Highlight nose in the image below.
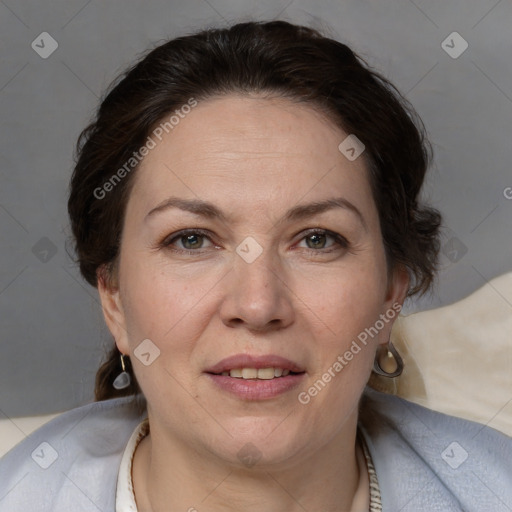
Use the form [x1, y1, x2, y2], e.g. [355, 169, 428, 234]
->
[219, 247, 295, 333]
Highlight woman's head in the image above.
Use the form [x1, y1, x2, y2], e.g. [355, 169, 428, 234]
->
[68, 21, 440, 466]
[70, 21, 439, 294]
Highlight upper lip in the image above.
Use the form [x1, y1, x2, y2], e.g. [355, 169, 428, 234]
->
[205, 354, 305, 374]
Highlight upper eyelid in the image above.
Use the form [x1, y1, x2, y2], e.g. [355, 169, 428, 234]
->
[164, 228, 213, 240]
[299, 228, 344, 238]
[284, 226, 347, 241]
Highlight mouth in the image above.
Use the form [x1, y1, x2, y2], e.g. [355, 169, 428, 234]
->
[213, 367, 300, 379]
[205, 354, 306, 400]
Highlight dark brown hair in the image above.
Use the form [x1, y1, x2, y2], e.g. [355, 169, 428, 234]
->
[68, 20, 441, 401]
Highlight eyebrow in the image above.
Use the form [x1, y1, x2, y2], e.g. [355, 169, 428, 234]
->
[145, 196, 367, 230]
[281, 197, 367, 231]
[146, 197, 229, 223]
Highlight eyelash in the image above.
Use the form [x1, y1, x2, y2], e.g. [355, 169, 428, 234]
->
[160, 228, 349, 256]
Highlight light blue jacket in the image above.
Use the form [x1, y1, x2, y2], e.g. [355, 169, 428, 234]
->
[0, 389, 511, 511]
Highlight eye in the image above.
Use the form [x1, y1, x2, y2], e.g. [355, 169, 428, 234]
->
[161, 229, 216, 253]
[296, 229, 348, 252]
[179, 233, 208, 250]
[303, 232, 330, 249]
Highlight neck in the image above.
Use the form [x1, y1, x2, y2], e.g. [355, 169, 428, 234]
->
[132, 414, 362, 512]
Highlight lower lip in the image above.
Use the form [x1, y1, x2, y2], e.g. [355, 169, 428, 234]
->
[206, 373, 305, 400]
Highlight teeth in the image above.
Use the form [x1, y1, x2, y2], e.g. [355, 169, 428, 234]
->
[223, 368, 294, 379]
[242, 368, 258, 379]
[257, 368, 275, 380]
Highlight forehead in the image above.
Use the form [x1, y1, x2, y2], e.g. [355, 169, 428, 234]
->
[145, 95, 344, 166]
[128, 94, 375, 223]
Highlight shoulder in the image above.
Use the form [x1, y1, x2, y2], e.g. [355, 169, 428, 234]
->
[360, 388, 512, 511]
[0, 396, 146, 512]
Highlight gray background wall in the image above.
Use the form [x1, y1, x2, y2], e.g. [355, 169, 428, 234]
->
[0, 0, 511, 418]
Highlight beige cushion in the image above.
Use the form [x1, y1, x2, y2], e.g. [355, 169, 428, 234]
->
[0, 414, 59, 457]
[370, 271, 512, 437]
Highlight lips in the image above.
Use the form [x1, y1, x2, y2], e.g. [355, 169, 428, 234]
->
[205, 354, 306, 399]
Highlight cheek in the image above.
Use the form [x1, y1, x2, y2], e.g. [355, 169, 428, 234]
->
[119, 256, 224, 346]
[294, 259, 388, 341]
[295, 272, 383, 421]
[290, 257, 389, 411]
[117, 262, 222, 400]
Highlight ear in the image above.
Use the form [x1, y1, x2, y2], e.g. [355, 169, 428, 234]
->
[97, 265, 131, 355]
[378, 264, 410, 345]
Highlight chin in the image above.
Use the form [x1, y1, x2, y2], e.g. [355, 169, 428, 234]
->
[209, 418, 309, 468]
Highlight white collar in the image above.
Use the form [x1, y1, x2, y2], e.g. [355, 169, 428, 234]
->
[116, 419, 149, 512]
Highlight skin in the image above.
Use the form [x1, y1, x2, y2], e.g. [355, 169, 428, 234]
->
[98, 94, 409, 512]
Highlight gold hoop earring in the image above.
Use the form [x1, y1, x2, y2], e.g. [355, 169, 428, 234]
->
[113, 354, 132, 390]
[373, 341, 403, 378]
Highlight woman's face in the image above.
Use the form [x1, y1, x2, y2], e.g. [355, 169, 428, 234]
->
[99, 94, 408, 466]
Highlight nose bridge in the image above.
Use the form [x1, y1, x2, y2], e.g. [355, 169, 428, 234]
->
[235, 243, 280, 304]
[220, 240, 294, 330]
